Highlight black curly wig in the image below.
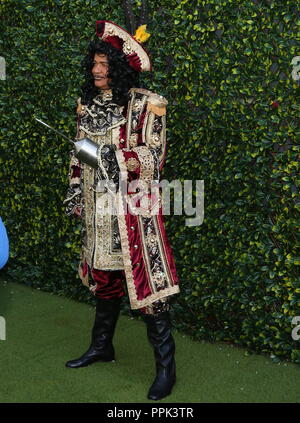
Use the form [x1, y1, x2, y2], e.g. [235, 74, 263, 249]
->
[81, 38, 140, 107]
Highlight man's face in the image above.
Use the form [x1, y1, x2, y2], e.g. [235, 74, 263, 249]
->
[92, 53, 111, 90]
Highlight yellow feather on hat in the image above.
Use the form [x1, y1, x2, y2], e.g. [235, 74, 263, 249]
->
[134, 24, 151, 43]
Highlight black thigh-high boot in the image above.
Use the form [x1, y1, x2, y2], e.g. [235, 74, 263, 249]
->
[142, 311, 176, 400]
[66, 297, 122, 368]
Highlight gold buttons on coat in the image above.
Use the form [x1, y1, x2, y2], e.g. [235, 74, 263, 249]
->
[126, 157, 140, 172]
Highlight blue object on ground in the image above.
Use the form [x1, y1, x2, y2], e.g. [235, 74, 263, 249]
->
[0, 217, 9, 269]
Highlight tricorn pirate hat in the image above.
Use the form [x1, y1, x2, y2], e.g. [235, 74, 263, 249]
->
[95, 0, 151, 72]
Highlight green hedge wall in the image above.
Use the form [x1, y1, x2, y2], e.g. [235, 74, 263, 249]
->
[0, 0, 299, 363]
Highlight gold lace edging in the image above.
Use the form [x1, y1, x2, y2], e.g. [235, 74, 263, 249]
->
[115, 149, 138, 308]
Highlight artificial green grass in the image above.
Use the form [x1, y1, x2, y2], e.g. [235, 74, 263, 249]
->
[0, 276, 300, 403]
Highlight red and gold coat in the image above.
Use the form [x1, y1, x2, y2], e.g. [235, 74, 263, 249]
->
[64, 87, 180, 309]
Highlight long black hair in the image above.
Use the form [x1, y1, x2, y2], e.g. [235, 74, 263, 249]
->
[81, 38, 140, 107]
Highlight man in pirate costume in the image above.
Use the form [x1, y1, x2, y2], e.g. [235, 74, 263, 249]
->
[63, 9, 180, 401]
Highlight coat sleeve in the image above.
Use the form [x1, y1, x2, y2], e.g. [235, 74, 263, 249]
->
[114, 92, 168, 195]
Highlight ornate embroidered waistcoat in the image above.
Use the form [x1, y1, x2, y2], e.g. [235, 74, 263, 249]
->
[64, 87, 180, 309]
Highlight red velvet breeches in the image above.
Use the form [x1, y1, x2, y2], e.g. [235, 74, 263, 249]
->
[89, 267, 170, 315]
[91, 268, 126, 300]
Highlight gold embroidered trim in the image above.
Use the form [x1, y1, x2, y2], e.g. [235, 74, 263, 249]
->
[94, 193, 124, 270]
[82, 163, 95, 267]
[126, 93, 135, 148]
[112, 125, 122, 148]
[94, 89, 113, 102]
[153, 215, 174, 286]
[126, 157, 140, 172]
[132, 98, 145, 113]
[127, 90, 147, 148]
[137, 215, 157, 294]
[130, 88, 168, 106]
[132, 286, 180, 310]
[133, 146, 154, 185]
[129, 133, 138, 148]
[138, 215, 171, 292]
[115, 149, 138, 307]
[79, 119, 126, 137]
[145, 111, 155, 148]
[145, 112, 167, 166]
[142, 108, 150, 145]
